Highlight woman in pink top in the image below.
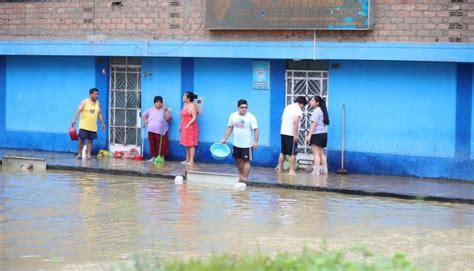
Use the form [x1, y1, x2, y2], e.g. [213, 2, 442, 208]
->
[179, 91, 199, 165]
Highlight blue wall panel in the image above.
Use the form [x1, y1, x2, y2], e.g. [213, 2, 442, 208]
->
[268, 60, 286, 160]
[193, 59, 271, 146]
[326, 60, 474, 180]
[6, 56, 96, 133]
[181, 58, 194, 95]
[328, 60, 456, 158]
[472, 66, 474, 160]
[455, 63, 472, 161]
[141, 57, 182, 157]
[0, 57, 5, 133]
[1, 56, 105, 152]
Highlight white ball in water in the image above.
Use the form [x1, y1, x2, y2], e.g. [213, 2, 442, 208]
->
[233, 182, 247, 191]
[174, 175, 184, 185]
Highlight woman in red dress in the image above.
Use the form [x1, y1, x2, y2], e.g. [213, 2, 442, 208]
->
[179, 91, 199, 165]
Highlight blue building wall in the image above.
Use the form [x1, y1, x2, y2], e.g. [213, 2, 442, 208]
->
[327, 60, 472, 180]
[0, 54, 472, 180]
[328, 60, 456, 157]
[0, 56, 108, 152]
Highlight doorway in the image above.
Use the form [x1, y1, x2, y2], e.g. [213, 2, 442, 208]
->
[285, 61, 328, 167]
[109, 57, 142, 153]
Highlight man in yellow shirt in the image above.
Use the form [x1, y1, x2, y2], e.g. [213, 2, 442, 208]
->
[71, 88, 106, 159]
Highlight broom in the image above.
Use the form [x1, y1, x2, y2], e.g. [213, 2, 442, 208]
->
[337, 104, 348, 175]
[154, 133, 165, 164]
[154, 108, 168, 164]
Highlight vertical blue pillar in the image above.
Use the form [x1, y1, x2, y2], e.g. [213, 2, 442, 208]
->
[269, 60, 286, 151]
[95, 57, 110, 151]
[181, 58, 194, 96]
[0, 56, 5, 136]
[455, 63, 472, 161]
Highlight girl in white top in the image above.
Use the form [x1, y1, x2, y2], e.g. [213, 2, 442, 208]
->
[305, 96, 330, 175]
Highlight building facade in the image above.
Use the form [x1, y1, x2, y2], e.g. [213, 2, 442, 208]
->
[0, 0, 473, 181]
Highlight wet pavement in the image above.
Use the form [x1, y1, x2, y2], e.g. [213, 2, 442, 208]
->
[1, 148, 473, 204]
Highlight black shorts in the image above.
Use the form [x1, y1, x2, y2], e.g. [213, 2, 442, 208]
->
[78, 129, 97, 140]
[281, 135, 297, 155]
[310, 133, 327, 148]
[233, 146, 253, 161]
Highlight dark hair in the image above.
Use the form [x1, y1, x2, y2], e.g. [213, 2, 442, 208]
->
[153, 96, 163, 103]
[237, 99, 247, 107]
[295, 96, 307, 106]
[185, 91, 198, 102]
[89, 88, 99, 95]
[314, 96, 330, 125]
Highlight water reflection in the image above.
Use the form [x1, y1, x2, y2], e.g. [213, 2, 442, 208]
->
[0, 169, 473, 270]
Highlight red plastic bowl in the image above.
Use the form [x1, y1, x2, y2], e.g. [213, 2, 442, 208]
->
[68, 127, 78, 141]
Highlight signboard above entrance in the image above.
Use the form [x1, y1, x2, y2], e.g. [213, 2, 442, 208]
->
[204, 0, 373, 30]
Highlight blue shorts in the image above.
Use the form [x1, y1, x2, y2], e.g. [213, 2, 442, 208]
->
[78, 129, 97, 140]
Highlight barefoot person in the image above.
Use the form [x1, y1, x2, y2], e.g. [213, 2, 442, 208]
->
[221, 99, 259, 182]
[179, 91, 199, 165]
[71, 88, 105, 160]
[276, 97, 307, 175]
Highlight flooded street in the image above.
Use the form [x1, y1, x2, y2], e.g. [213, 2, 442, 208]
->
[1, 169, 473, 270]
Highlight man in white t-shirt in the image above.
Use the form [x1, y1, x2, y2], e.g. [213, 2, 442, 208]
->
[221, 99, 259, 182]
[277, 96, 307, 175]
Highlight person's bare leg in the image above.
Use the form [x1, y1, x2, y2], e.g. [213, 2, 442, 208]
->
[289, 155, 296, 175]
[235, 159, 243, 179]
[86, 140, 92, 159]
[241, 161, 251, 181]
[277, 153, 285, 172]
[187, 147, 195, 165]
[77, 139, 85, 158]
[182, 147, 190, 163]
[311, 145, 321, 175]
[320, 148, 328, 175]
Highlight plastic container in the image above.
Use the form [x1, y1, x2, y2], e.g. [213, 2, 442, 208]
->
[68, 127, 78, 141]
[210, 143, 231, 160]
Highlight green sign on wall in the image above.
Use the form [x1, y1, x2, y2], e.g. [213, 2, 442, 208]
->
[205, 0, 373, 30]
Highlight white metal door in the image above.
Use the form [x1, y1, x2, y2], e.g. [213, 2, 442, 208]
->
[285, 70, 328, 168]
[109, 57, 142, 153]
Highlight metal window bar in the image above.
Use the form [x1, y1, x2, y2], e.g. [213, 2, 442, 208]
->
[109, 57, 142, 147]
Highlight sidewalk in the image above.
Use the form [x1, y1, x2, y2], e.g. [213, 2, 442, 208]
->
[1, 148, 473, 204]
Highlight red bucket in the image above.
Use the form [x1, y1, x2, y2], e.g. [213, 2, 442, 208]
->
[68, 127, 78, 141]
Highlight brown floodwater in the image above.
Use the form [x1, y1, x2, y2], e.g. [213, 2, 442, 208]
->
[0, 169, 473, 270]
